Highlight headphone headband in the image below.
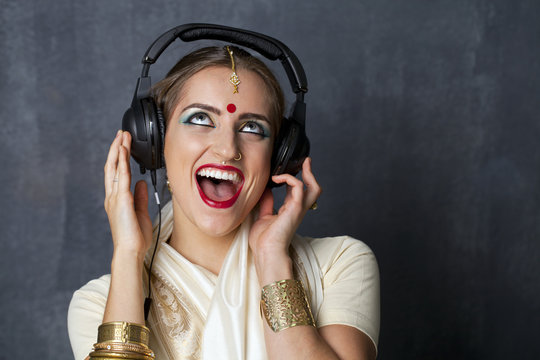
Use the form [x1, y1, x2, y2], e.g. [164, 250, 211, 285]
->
[124, 23, 310, 179]
[140, 23, 308, 96]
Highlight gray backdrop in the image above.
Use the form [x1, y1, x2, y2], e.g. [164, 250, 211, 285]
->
[1, 0, 539, 359]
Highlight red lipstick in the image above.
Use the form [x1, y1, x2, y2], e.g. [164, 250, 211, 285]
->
[195, 164, 244, 209]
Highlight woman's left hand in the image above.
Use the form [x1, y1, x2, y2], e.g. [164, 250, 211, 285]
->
[249, 157, 321, 284]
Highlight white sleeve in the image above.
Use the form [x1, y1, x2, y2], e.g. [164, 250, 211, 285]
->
[309, 236, 380, 350]
[67, 274, 111, 360]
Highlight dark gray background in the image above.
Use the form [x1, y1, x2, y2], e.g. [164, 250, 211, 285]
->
[1, 0, 539, 359]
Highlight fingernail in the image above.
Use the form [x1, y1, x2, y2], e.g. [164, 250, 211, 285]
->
[116, 130, 122, 138]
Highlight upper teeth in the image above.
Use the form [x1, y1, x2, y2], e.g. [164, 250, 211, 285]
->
[197, 168, 241, 183]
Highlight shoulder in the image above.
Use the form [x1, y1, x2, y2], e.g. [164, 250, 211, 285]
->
[71, 274, 111, 300]
[68, 275, 111, 360]
[68, 274, 111, 326]
[69, 274, 111, 315]
[298, 235, 377, 274]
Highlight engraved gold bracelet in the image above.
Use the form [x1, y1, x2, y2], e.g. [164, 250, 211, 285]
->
[260, 279, 315, 332]
[92, 342, 155, 358]
[97, 321, 150, 347]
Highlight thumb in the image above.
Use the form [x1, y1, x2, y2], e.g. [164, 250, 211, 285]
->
[134, 180, 152, 242]
[257, 188, 275, 218]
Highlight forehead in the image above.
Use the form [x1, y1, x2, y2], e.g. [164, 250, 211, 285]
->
[176, 66, 272, 116]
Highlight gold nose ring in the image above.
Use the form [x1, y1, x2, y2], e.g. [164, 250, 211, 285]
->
[234, 153, 242, 161]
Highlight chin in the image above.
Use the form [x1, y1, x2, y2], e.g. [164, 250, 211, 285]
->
[194, 210, 247, 238]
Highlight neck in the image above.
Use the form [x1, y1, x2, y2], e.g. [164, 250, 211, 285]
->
[168, 201, 239, 275]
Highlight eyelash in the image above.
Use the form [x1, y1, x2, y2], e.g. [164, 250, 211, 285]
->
[182, 112, 215, 127]
[239, 121, 269, 138]
[181, 111, 270, 138]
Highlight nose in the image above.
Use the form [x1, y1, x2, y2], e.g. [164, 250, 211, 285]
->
[213, 126, 240, 163]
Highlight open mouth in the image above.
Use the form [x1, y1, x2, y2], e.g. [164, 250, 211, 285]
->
[195, 164, 244, 209]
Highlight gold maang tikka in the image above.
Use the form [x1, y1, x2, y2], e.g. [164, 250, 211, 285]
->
[226, 46, 240, 93]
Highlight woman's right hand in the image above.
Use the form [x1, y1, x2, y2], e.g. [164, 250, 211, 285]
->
[104, 130, 153, 262]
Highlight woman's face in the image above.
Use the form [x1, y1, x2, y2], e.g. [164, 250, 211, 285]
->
[164, 66, 274, 237]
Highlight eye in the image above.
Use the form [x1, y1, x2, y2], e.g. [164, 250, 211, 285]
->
[183, 112, 214, 127]
[239, 121, 269, 137]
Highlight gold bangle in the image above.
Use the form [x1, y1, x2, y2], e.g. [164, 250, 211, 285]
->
[89, 352, 154, 360]
[92, 343, 154, 358]
[97, 321, 150, 347]
[260, 279, 315, 332]
[89, 348, 155, 360]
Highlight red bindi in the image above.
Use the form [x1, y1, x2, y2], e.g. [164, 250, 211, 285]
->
[227, 103, 237, 113]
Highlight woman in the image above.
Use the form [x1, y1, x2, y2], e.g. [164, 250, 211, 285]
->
[68, 31, 379, 360]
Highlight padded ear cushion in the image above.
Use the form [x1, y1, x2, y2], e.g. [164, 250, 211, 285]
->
[155, 107, 166, 168]
[270, 117, 310, 186]
[285, 123, 309, 175]
[122, 96, 164, 172]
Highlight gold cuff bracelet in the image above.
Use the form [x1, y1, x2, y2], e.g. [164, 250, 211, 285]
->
[260, 279, 315, 332]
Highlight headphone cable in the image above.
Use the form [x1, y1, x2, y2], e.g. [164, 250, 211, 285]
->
[144, 169, 161, 321]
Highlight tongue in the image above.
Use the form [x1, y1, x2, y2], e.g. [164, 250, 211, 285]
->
[199, 178, 237, 202]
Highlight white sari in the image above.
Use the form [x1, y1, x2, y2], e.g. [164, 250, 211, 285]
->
[144, 201, 323, 359]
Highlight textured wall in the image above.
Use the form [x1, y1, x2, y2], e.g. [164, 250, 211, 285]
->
[1, 0, 539, 358]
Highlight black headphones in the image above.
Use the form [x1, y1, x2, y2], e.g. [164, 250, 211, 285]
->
[122, 23, 310, 183]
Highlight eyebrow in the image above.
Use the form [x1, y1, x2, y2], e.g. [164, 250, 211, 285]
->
[182, 103, 221, 115]
[182, 103, 270, 124]
[239, 113, 271, 124]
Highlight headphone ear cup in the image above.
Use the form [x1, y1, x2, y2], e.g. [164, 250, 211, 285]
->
[270, 117, 290, 177]
[269, 117, 310, 187]
[286, 126, 309, 175]
[122, 96, 164, 173]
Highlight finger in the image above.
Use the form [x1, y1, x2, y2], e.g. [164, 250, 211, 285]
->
[122, 131, 132, 153]
[115, 144, 131, 195]
[121, 131, 132, 175]
[104, 130, 123, 198]
[301, 158, 322, 209]
[134, 180, 148, 214]
[271, 173, 302, 188]
[111, 132, 133, 196]
[271, 174, 304, 211]
[257, 188, 274, 218]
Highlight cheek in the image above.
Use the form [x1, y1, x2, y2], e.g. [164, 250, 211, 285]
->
[164, 129, 204, 162]
[164, 133, 196, 187]
[243, 142, 273, 187]
[243, 139, 272, 161]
